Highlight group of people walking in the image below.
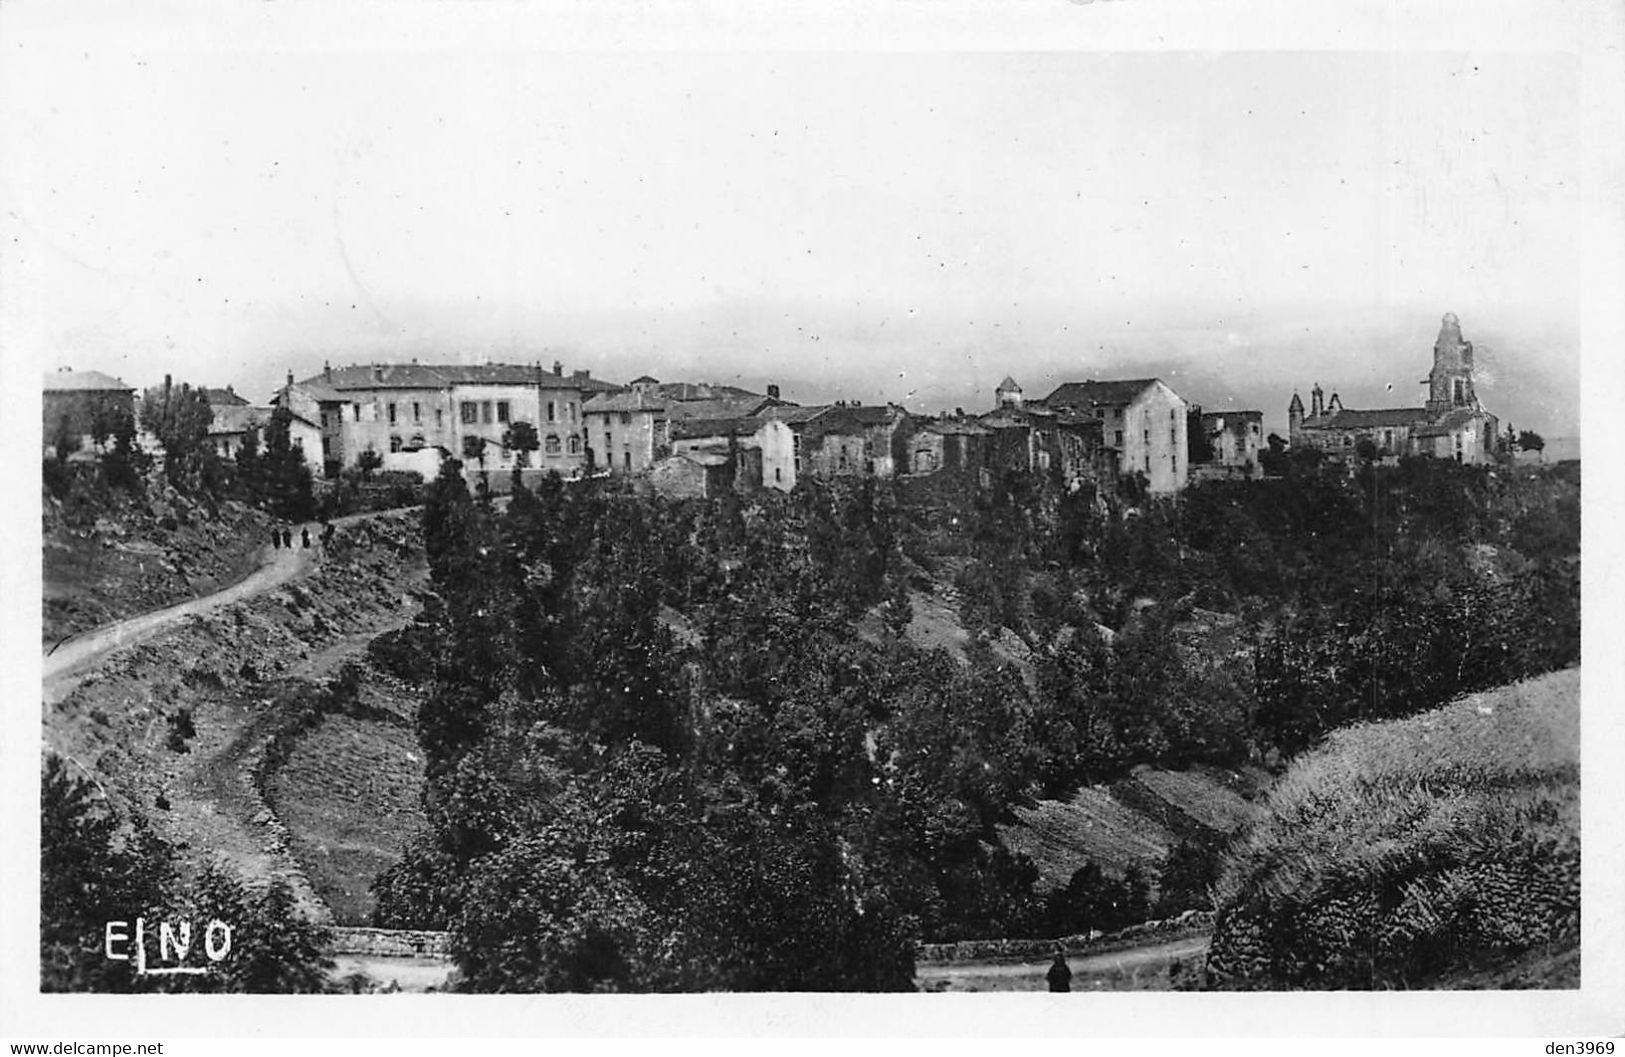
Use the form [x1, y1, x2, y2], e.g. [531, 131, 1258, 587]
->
[269, 521, 335, 552]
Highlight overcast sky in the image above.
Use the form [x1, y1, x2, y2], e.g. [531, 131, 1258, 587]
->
[1, 9, 1586, 438]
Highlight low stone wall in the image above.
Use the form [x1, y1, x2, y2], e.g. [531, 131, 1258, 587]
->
[330, 927, 452, 961]
[916, 910, 1214, 965]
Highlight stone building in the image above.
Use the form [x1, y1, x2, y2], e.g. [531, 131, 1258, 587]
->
[1288, 313, 1499, 464]
[583, 386, 669, 476]
[670, 416, 796, 492]
[43, 368, 135, 457]
[1195, 409, 1265, 480]
[756, 402, 911, 482]
[1039, 378, 1190, 495]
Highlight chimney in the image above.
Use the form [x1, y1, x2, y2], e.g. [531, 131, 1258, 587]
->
[373, 365, 384, 383]
[324, 360, 332, 381]
[766, 383, 780, 401]
[553, 360, 563, 376]
[286, 371, 294, 389]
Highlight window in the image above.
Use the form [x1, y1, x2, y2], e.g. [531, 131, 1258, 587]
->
[1454, 379, 1465, 403]
[604, 432, 612, 454]
[546, 401, 555, 423]
[568, 435, 580, 455]
[568, 402, 577, 422]
[497, 401, 510, 424]
[388, 403, 397, 425]
[1113, 408, 1123, 421]
[481, 401, 493, 424]
[461, 402, 478, 424]
[389, 435, 403, 453]
[413, 402, 421, 423]
[775, 467, 782, 483]
[623, 451, 631, 471]
[353, 403, 361, 422]
[545, 434, 562, 455]
[1115, 430, 1124, 446]
[410, 433, 426, 450]
[619, 412, 631, 426]
[436, 409, 444, 428]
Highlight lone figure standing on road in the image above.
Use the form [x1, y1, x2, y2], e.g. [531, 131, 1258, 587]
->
[271, 526, 281, 550]
[1047, 949, 1072, 993]
[301, 526, 311, 549]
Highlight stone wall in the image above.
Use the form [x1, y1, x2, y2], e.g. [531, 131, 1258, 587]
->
[915, 910, 1214, 965]
[329, 927, 452, 960]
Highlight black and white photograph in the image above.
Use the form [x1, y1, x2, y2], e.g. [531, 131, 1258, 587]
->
[2, 0, 1621, 1047]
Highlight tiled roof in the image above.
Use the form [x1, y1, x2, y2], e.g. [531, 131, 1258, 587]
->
[758, 404, 834, 424]
[816, 405, 902, 430]
[300, 363, 596, 391]
[207, 405, 268, 436]
[204, 387, 249, 406]
[1042, 379, 1162, 409]
[1302, 407, 1428, 429]
[670, 416, 763, 440]
[656, 381, 763, 402]
[665, 396, 774, 420]
[43, 369, 132, 392]
[922, 418, 991, 436]
[583, 390, 666, 413]
[997, 376, 1022, 391]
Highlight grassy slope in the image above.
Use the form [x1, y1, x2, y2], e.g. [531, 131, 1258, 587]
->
[1205, 667, 1580, 990]
[265, 684, 427, 924]
[43, 496, 274, 645]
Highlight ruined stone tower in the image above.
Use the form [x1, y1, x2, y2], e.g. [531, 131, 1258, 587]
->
[1426, 312, 1480, 416]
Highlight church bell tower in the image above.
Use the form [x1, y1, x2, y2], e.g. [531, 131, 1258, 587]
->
[1426, 312, 1479, 415]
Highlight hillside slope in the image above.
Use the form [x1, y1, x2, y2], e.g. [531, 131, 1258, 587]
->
[1204, 667, 1580, 990]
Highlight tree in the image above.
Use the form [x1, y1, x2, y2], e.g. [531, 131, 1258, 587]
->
[503, 421, 541, 490]
[140, 379, 216, 492]
[40, 756, 172, 991]
[356, 448, 384, 482]
[260, 405, 315, 520]
[1517, 430, 1546, 457]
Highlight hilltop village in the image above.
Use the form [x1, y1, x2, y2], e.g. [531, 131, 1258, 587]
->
[43, 312, 1504, 504]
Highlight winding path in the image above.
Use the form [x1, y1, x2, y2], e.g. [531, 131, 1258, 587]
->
[43, 510, 413, 704]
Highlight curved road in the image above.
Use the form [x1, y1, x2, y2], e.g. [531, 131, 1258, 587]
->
[44, 533, 317, 703]
[43, 508, 415, 704]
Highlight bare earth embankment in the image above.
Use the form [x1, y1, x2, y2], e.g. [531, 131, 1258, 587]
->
[43, 510, 430, 924]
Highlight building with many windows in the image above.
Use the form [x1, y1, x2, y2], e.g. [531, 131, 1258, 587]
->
[275, 361, 612, 480]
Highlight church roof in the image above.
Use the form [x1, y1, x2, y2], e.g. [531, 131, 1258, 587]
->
[1302, 407, 1429, 430]
[997, 376, 1021, 391]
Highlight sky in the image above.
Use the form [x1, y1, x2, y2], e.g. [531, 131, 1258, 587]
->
[1, 10, 1587, 440]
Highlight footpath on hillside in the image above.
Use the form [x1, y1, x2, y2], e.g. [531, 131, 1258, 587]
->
[42, 508, 429, 927]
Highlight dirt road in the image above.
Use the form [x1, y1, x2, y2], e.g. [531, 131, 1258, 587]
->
[44, 534, 317, 702]
[915, 934, 1210, 992]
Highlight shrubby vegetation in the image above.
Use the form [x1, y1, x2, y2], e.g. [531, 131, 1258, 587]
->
[1205, 669, 1579, 989]
[40, 755, 334, 992]
[369, 452, 1578, 990]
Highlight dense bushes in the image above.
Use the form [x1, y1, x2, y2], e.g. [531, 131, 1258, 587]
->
[370, 453, 1580, 990]
[1204, 670, 1580, 989]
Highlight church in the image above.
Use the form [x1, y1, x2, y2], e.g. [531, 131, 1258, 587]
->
[1288, 312, 1499, 465]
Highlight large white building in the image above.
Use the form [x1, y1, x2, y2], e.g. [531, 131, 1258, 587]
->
[275, 361, 615, 480]
[1039, 378, 1190, 495]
